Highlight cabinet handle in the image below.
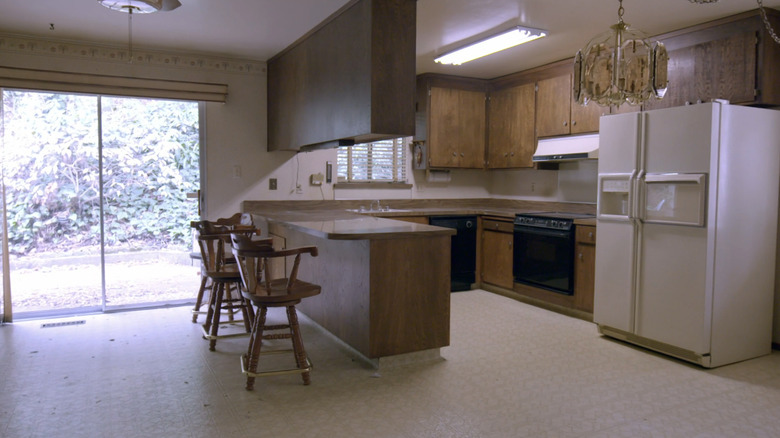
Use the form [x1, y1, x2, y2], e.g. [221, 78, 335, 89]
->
[452, 152, 457, 156]
[578, 253, 583, 260]
[588, 232, 593, 239]
[563, 121, 568, 127]
[460, 152, 465, 157]
[510, 152, 514, 156]
[572, 120, 577, 126]
[494, 224, 499, 229]
[509, 241, 512, 248]
[503, 152, 508, 157]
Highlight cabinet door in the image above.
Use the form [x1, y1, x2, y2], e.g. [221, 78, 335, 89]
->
[428, 87, 486, 168]
[536, 74, 571, 138]
[488, 83, 536, 168]
[570, 99, 604, 134]
[458, 89, 487, 168]
[481, 229, 514, 289]
[574, 226, 596, 312]
[429, 87, 461, 167]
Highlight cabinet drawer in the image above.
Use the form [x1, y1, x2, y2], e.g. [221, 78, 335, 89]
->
[483, 219, 514, 233]
[576, 225, 596, 244]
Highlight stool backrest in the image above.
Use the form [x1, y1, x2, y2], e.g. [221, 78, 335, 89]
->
[192, 220, 232, 272]
[230, 233, 318, 295]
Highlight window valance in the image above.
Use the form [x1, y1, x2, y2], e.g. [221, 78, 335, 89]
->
[0, 66, 227, 102]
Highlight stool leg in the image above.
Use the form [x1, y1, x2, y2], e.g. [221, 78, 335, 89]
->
[287, 305, 310, 385]
[202, 280, 218, 338]
[246, 306, 267, 391]
[222, 283, 233, 322]
[209, 282, 225, 351]
[192, 274, 209, 323]
[240, 289, 253, 334]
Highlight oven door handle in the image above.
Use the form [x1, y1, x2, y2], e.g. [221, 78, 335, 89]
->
[513, 226, 572, 239]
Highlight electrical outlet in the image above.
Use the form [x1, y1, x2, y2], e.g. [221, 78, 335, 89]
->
[269, 178, 277, 190]
[295, 184, 303, 194]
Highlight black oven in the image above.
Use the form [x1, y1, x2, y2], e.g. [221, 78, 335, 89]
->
[513, 212, 593, 295]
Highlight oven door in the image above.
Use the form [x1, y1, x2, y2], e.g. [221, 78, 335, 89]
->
[513, 225, 575, 295]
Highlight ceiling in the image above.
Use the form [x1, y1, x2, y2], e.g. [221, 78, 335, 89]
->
[1, 0, 779, 79]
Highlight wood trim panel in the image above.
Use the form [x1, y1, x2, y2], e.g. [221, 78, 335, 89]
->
[370, 236, 450, 357]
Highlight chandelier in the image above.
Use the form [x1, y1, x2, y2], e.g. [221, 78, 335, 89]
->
[574, 0, 668, 107]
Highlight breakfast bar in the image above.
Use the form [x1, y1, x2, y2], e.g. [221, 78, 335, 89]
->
[242, 203, 456, 363]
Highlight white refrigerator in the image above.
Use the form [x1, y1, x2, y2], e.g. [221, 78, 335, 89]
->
[594, 101, 780, 368]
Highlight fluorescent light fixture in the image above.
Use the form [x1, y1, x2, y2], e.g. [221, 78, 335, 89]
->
[434, 26, 547, 65]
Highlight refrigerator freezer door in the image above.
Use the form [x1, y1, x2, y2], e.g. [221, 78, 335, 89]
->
[642, 173, 707, 226]
[594, 111, 642, 333]
[593, 220, 637, 333]
[598, 112, 640, 174]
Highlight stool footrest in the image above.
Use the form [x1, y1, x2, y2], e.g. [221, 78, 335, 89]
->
[201, 323, 251, 340]
[240, 353, 312, 378]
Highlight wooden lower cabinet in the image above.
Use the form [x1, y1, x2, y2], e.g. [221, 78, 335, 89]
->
[480, 218, 514, 289]
[574, 225, 596, 312]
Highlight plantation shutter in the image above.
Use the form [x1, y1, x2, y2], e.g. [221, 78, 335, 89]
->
[337, 138, 407, 183]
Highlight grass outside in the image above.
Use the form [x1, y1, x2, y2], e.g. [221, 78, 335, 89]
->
[7, 250, 201, 314]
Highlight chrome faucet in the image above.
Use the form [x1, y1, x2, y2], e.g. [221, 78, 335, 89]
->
[370, 199, 381, 211]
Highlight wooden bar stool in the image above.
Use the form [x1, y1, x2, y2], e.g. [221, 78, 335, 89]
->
[230, 233, 321, 390]
[193, 221, 259, 351]
[190, 213, 254, 323]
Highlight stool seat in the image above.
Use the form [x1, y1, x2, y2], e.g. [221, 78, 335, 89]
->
[231, 233, 321, 390]
[242, 278, 321, 304]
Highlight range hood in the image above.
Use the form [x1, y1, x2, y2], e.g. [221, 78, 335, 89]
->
[533, 134, 599, 162]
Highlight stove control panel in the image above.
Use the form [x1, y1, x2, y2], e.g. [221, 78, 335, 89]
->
[514, 215, 574, 231]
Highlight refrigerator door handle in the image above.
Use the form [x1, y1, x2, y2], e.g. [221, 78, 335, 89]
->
[630, 169, 642, 220]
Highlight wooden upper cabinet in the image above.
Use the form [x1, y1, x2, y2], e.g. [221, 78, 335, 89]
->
[571, 94, 604, 134]
[536, 74, 571, 138]
[645, 10, 780, 110]
[267, 0, 416, 151]
[423, 81, 487, 169]
[487, 83, 535, 169]
[536, 73, 602, 138]
[646, 30, 757, 111]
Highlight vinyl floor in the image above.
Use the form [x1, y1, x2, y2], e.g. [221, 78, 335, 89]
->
[2, 290, 779, 437]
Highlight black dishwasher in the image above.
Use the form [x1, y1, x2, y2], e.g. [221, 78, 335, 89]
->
[429, 215, 477, 292]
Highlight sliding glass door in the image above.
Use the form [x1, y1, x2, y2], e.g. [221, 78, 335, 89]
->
[1, 90, 201, 318]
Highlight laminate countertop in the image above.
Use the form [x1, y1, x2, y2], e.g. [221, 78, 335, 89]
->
[242, 199, 597, 240]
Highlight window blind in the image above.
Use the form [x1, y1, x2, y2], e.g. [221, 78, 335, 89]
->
[337, 138, 407, 183]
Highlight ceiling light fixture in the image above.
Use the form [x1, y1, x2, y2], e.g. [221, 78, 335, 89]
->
[434, 26, 547, 65]
[574, 0, 668, 107]
[97, 0, 181, 14]
[97, 0, 181, 62]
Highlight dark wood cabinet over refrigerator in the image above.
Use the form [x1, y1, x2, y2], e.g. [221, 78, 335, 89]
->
[267, 0, 416, 151]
